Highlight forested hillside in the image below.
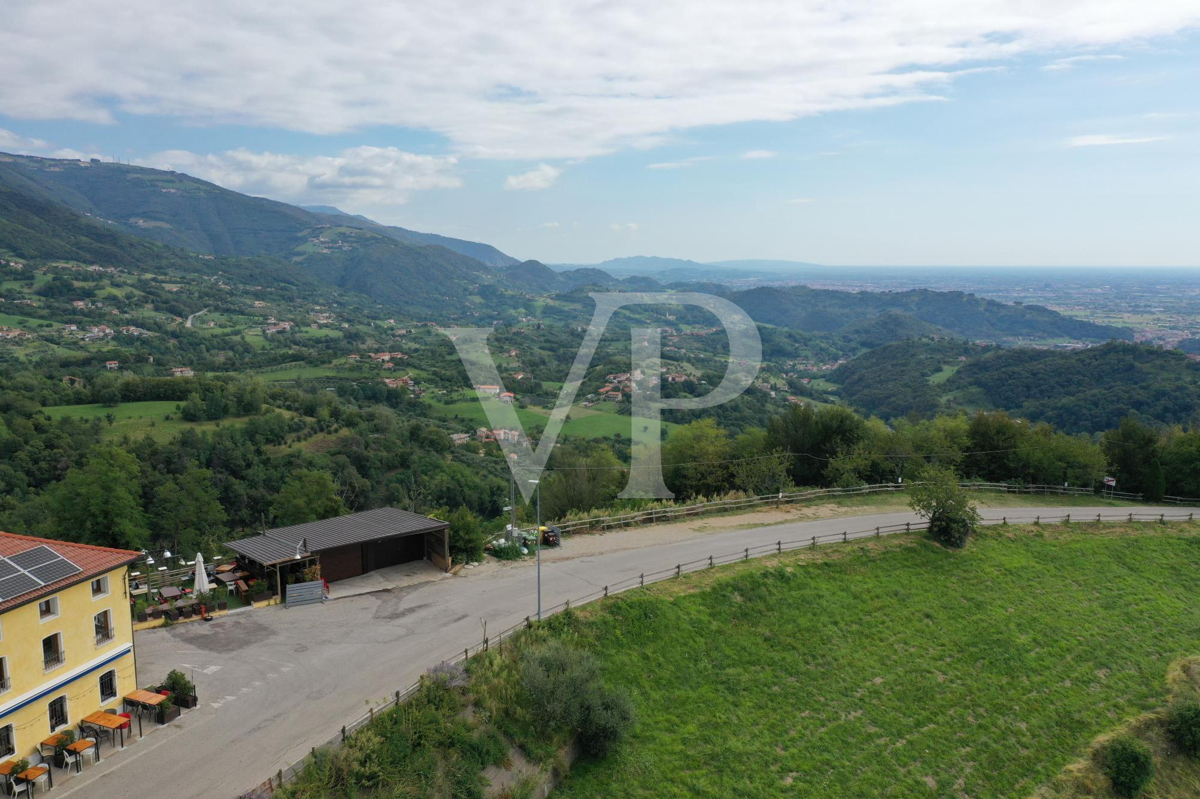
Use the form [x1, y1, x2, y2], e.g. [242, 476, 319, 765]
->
[730, 285, 1129, 343]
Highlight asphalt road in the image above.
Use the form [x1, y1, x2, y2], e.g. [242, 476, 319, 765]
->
[59, 505, 1197, 799]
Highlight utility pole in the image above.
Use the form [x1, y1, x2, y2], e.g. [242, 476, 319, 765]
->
[529, 479, 542, 620]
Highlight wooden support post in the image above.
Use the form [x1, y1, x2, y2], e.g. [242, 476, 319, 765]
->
[905, 522, 911, 533]
[811, 537, 816, 549]
[744, 548, 749, 561]
[1065, 514, 1070, 524]
[640, 573, 644, 587]
[676, 564, 681, 577]
[604, 585, 608, 598]
[395, 690, 401, 704]
[341, 726, 347, 742]
[843, 531, 847, 543]
[369, 707, 374, 722]
[777, 541, 782, 554]
[875, 527, 880, 537]
[709, 555, 714, 568]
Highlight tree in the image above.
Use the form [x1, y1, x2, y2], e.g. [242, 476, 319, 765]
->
[48, 445, 149, 550]
[1103, 416, 1161, 495]
[766, 404, 865, 487]
[1098, 735, 1154, 797]
[908, 465, 980, 548]
[180, 393, 205, 422]
[446, 505, 487, 563]
[271, 470, 345, 526]
[661, 418, 732, 498]
[152, 468, 228, 555]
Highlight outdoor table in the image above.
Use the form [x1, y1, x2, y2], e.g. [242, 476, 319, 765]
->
[215, 562, 236, 573]
[16, 765, 52, 791]
[0, 760, 17, 777]
[66, 738, 96, 770]
[39, 732, 67, 757]
[125, 689, 168, 736]
[159, 586, 183, 600]
[83, 710, 129, 750]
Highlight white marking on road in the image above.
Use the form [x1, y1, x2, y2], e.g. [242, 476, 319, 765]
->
[267, 673, 277, 679]
[224, 696, 236, 702]
[203, 665, 222, 674]
[210, 703, 222, 709]
[251, 681, 262, 687]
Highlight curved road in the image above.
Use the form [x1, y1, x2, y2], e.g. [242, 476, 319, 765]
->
[67, 505, 1197, 799]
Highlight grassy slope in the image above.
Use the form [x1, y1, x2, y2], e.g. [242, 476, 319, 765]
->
[555, 523, 1200, 799]
[42, 400, 258, 442]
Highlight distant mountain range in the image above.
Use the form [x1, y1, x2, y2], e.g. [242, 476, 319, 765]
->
[0, 151, 1131, 343]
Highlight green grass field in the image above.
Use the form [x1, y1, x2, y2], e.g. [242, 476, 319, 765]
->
[552, 523, 1200, 799]
[427, 396, 678, 439]
[41, 400, 256, 442]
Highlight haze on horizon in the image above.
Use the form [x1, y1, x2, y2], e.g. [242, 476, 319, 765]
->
[2, 1, 1199, 267]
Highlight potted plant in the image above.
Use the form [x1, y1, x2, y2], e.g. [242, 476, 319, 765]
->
[136, 610, 149, 622]
[52, 729, 77, 768]
[163, 669, 198, 709]
[11, 758, 29, 779]
[156, 695, 180, 724]
[180, 606, 194, 619]
[166, 609, 180, 621]
[217, 599, 228, 611]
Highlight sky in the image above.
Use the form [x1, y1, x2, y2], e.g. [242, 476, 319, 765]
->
[1, 1, 1199, 266]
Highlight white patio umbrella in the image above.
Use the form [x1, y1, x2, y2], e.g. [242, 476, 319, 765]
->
[193, 553, 210, 596]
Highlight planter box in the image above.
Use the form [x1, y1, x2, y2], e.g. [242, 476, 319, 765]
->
[252, 592, 272, 604]
[149, 607, 161, 619]
[156, 705, 181, 724]
[136, 611, 148, 623]
[166, 610, 179, 621]
[176, 694, 198, 709]
[180, 607, 194, 619]
[217, 601, 228, 611]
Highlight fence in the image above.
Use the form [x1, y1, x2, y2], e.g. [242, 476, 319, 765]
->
[236, 508, 1200, 798]
[547, 482, 1181, 535]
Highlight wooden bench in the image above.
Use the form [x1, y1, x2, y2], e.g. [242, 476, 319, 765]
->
[235, 579, 249, 602]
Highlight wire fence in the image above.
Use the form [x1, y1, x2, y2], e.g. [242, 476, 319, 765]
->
[235, 507, 1200, 798]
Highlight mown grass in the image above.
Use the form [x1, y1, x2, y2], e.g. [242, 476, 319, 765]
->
[41, 400, 260, 442]
[552, 522, 1200, 799]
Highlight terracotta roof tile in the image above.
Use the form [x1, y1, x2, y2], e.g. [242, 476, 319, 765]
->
[0, 531, 141, 613]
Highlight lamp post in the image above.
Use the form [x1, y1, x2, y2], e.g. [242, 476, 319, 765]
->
[529, 479, 541, 620]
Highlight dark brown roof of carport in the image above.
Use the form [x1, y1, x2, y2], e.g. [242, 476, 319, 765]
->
[225, 507, 448, 566]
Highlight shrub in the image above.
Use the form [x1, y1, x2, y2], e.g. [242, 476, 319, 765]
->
[1098, 734, 1154, 797]
[490, 541, 525, 560]
[579, 684, 634, 757]
[164, 668, 195, 697]
[520, 641, 633, 757]
[1167, 698, 1200, 757]
[908, 465, 980, 549]
[521, 641, 599, 731]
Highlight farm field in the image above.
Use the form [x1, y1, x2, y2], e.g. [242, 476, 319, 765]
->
[41, 400, 258, 442]
[554, 523, 1200, 799]
[426, 396, 679, 439]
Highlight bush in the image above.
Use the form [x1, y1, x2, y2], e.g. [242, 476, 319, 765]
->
[1098, 734, 1154, 797]
[579, 684, 634, 757]
[1167, 699, 1200, 757]
[908, 465, 980, 549]
[490, 541, 525, 560]
[520, 641, 633, 757]
[521, 641, 599, 731]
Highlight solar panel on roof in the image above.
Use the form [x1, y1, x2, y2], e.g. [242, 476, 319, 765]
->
[0, 572, 41, 601]
[10, 545, 59, 570]
[0, 559, 19, 580]
[29, 559, 82, 585]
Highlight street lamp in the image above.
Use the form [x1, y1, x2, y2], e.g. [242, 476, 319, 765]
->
[529, 479, 541, 620]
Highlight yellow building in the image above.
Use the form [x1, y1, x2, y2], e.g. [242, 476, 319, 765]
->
[0, 531, 140, 761]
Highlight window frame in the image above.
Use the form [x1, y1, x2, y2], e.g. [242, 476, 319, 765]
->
[0, 722, 14, 760]
[42, 631, 65, 672]
[0, 655, 9, 694]
[91, 575, 110, 599]
[94, 608, 115, 647]
[38, 596, 60, 622]
[48, 694, 69, 733]
[99, 669, 117, 703]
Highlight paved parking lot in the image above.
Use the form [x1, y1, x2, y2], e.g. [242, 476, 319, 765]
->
[54, 505, 1195, 799]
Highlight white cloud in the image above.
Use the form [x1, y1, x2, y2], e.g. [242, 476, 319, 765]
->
[1065, 134, 1170, 147]
[1, 3, 1198, 160]
[539, 221, 561, 228]
[1042, 53, 1126, 70]
[647, 156, 713, 170]
[504, 163, 561, 191]
[610, 222, 639, 231]
[141, 146, 461, 206]
[740, 149, 778, 159]
[0, 128, 51, 154]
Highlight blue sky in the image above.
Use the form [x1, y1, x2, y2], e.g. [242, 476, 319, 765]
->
[1, 2, 1198, 266]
